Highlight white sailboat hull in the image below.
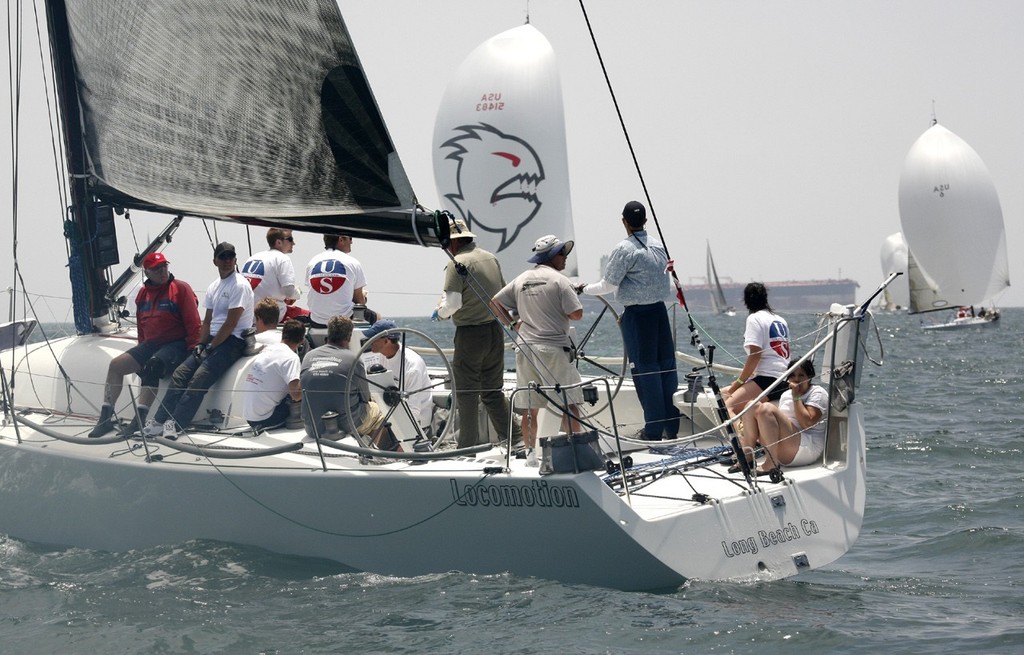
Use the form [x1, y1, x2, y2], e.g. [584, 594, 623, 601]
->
[921, 313, 1000, 331]
[0, 320, 867, 590]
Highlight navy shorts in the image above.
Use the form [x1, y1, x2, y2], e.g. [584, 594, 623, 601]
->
[127, 339, 188, 387]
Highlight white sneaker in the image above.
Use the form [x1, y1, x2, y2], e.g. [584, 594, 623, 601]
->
[162, 419, 178, 439]
[142, 419, 163, 438]
[525, 448, 539, 467]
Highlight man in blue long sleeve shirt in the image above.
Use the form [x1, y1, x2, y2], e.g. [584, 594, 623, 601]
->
[577, 201, 681, 439]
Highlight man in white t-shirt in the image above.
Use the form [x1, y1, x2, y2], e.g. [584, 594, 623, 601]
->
[242, 320, 304, 431]
[305, 234, 367, 326]
[242, 228, 301, 322]
[361, 319, 433, 433]
[149, 241, 254, 437]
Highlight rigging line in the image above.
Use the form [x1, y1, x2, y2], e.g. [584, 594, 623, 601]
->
[30, 0, 70, 247]
[577, 0, 692, 316]
[195, 442, 499, 538]
[7, 0, 23, 323]
[576, 0, 754, 476]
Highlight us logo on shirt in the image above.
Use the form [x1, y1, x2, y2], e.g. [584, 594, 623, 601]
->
[310, 259, 348, 294]
[241, 259, 265, 290]
[769, 321, 790, 358]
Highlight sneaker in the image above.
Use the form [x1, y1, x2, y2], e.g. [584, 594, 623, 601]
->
[525, 448, 539, 467]
[142, 418, 163, 438]
[88, 404, 116, 438]
[162, 419, 178, 440]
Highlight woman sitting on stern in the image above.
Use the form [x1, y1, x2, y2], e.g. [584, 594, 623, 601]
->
[731, 358, 828, 475]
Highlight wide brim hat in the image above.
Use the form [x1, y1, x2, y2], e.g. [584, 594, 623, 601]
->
[447, 217, 476, 239]
[528, 235, 575, 264]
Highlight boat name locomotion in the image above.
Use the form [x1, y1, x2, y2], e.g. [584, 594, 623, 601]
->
[721, 519, 821, 557]
[451, 479, 580, 508]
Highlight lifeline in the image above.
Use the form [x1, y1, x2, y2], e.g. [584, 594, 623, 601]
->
[450, 479, 580, 508]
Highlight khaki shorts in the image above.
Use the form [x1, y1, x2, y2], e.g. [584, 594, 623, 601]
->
[515, 344, 583, 410]
[355, 400, 385, 436]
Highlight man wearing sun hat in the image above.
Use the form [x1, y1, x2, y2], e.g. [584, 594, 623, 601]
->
[576, 201, 680, 440]
[490, 235, 584, 465]
[433, 215, 521, 448]
[89, 251, 202, 437]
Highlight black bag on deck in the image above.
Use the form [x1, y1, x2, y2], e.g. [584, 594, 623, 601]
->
[539, 430, 604, 475]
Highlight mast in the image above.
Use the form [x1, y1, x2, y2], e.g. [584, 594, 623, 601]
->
[44, 0, 116, 333]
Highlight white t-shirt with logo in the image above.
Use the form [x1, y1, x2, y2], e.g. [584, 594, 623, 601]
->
[305, 249, 367, 323]
[241, 342, 300, 421]
[241, 249, 296, 321]
[743, 309, 790, 378]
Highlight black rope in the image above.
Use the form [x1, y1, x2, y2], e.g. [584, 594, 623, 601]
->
[577, 1, 751, 483]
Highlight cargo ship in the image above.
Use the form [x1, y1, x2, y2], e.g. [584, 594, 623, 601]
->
[680, 278, 860, 312]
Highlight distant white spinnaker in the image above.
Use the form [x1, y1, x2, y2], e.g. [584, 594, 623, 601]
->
[897, 122, 1010, 313]
[432, 24, 575, 277]
[879, 232, 909, 310]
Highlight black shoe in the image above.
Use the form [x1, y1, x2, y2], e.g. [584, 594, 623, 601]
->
[88, 405, 115, 438]
[118, 406, 148, 438]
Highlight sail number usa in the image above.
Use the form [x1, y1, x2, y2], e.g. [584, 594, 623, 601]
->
[476, 92, 505, 112]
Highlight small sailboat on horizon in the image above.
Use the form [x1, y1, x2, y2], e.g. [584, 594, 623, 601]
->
[706, 242, 736, 316]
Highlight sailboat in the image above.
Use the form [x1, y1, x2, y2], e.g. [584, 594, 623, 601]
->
[1, 4, 876, 590]
[706, 242, 737, 316]
[878, 232, 909, 312]
[898, 122, 1010, 330]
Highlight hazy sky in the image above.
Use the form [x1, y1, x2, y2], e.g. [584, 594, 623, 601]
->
[4, 1, 1022, 322]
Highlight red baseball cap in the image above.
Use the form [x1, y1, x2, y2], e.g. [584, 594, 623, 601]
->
[142, 252, 169, 269]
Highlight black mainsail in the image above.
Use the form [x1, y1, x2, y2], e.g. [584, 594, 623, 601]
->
[43, 0, 443, 330]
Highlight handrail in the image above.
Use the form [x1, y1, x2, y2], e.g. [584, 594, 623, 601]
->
[317, 438, 494, 461]
[152, 437, 304, 459]
[13, 414, 130, 445]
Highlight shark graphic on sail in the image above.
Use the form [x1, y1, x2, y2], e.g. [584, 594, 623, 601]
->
[432, 24, 575, 277]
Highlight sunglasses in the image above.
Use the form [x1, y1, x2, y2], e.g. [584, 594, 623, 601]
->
[282, 236, 294, 243]
[216, 252, 236, 261]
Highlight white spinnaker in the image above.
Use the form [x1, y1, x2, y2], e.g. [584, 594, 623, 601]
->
[898, 123, 1010, 312]
[879, 232, 910, 309]
[432, 24, 575, 278]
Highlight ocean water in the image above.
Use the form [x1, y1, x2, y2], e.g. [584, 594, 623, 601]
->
[2, 308, 1023, 654]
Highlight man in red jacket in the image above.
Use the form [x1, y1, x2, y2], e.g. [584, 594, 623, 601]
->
[90, 252, 202, 437]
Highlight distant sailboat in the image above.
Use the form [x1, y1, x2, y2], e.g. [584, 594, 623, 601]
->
[878, 232, 909, 311]
[897, 122, 1010, 329]
[706, 242, 736, 316]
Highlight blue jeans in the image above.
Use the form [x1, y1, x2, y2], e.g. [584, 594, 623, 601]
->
[153, 335, 245, 431]
[621, 303, 681, 438]
[248, 397, 291, 432]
